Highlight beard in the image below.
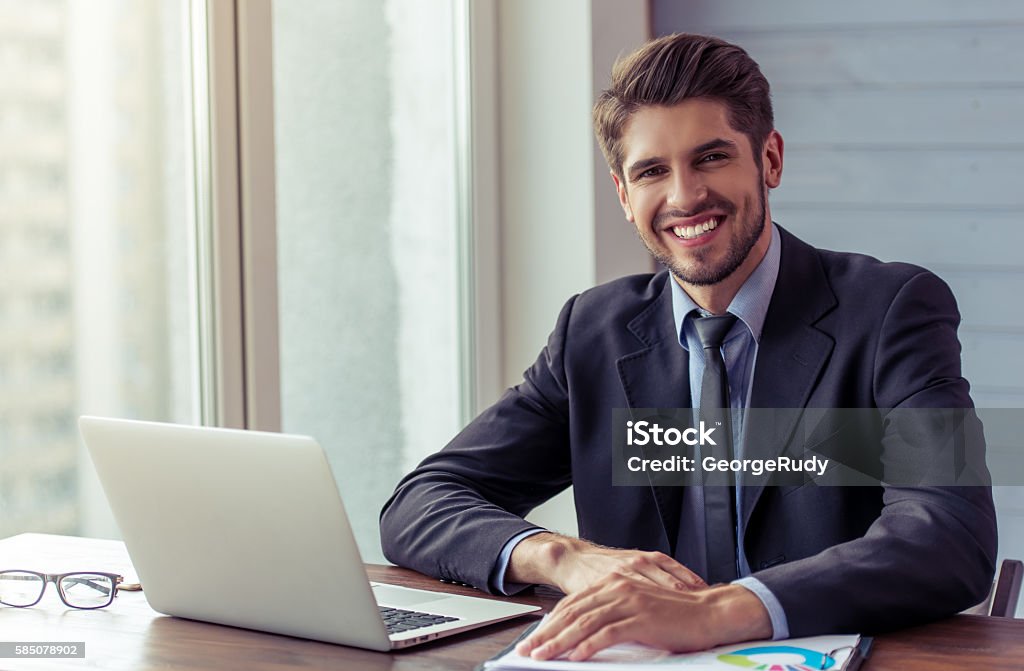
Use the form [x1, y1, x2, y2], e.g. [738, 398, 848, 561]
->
[642, 182, 767, 287]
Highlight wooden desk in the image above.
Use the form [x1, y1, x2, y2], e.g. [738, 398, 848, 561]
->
[1, 534, 1022, 670]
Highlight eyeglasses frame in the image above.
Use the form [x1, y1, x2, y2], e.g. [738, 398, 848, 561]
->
[0, 569, 124, 610]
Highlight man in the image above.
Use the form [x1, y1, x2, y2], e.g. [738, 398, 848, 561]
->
[380, 33, 996, 660]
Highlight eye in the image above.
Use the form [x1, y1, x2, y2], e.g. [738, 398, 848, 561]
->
[699, 152, 728, 164]
[636, 166, 666, 180]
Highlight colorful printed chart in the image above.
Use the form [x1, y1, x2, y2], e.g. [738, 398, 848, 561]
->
[483, 624, 860, 671]
[717, 645, 834, 671]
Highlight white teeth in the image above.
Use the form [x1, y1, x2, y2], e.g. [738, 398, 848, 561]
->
[671, 218, 720, 239]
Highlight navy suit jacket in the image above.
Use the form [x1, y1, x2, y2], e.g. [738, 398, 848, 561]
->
[380, 226, 997, 636]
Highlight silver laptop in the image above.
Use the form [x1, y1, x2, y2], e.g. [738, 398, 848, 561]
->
[79, 416, 539, 650]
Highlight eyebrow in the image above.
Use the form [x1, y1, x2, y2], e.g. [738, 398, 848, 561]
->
[625, 137, 740, 179]
[693, 138, 738, 155]
[626, 157, 666, 178]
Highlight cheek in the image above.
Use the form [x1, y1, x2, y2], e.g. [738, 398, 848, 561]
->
[631, 192, 660, 222]
[712, 171, 759, 210]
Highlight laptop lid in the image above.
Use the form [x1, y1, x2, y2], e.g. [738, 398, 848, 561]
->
[80, 416, 503, 650]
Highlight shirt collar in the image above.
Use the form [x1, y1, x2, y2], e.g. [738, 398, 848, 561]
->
[670, 222, 781, 348]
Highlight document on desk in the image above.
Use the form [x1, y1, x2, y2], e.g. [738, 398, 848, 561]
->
[482, 621, 866, 671]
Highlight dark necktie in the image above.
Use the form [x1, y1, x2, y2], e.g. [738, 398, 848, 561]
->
[693, 313, 739, 584]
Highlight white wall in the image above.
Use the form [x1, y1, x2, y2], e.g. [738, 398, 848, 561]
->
[492, 0, 650, 536]
[496, 0, 597, 386]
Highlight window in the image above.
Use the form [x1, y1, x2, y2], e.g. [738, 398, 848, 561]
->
[2, 0, 475, 558]
[270, 0, 467, 562]
[0, 0, 199, 539]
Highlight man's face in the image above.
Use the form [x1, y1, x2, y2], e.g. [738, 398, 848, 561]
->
[612, 99, 781, 287]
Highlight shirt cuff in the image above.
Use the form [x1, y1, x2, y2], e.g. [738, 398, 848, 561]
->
[489, 528, 547, 595]
[732, 576, 790, 640]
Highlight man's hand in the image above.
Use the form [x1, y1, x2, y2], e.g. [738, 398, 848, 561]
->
[515, 577, 772, 661]
[506, 532, 706, 595]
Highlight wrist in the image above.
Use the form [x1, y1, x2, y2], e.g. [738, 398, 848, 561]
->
[703, 583, 773, 646]
[507, 532, 582, 589]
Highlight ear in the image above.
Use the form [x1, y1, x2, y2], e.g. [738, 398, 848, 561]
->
[611, 171, 635, 222]
[762, 130, 784, 189]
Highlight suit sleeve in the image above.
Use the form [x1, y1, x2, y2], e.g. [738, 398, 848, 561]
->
[379, 295, 578, 592]
[754, 271, 998, 635]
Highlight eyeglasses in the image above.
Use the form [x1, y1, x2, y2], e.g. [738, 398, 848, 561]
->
[0, 570, 124, 610]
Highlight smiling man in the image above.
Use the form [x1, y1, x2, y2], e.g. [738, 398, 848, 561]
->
[380, 33, 996, 660]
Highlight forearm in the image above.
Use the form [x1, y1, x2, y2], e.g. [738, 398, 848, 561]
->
[380, 474, 540, 591]
[506, 532, 587, 589]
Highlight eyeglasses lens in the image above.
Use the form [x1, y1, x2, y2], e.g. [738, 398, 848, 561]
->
[59, 573, 115, 608]
[0, 571, 45, 607]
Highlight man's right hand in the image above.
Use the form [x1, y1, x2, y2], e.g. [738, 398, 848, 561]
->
[506, 532, 706, 595]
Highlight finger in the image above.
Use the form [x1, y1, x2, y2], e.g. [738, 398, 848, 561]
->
[516, 589, 609, 656]
[624, 553, 706, 591]
[655, 556, 707, 590]
[528, 602, 624, 661]
[522, 577, 642, 660]
[567, 619, 637, 661]
[515, 622, 547, 656]
[628, 562, 695, 591]
[516, 602, 584, 655]
[645, 552, 706, 589]
[515, 600, 573, 654]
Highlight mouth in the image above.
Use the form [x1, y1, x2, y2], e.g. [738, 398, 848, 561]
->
[668, 216, 721, 242]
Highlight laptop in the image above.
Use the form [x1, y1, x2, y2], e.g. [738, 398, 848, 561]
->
[79, 416, 540, 650]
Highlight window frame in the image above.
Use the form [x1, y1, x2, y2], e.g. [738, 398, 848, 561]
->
[200, 0, 486, 429]
[193, 0, 280, 430]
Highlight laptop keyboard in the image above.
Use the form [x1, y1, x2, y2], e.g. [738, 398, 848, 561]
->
[379, 606, 460, 635]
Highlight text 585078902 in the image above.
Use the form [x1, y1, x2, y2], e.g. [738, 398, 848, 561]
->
[0, 642, 85, 658]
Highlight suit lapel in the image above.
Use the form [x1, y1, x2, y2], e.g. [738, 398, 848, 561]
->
[611, 231, 839, 561]
[616, 277, 689, 556]
[742, 229, 837, 530]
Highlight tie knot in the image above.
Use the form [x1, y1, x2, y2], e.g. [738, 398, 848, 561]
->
[693, 313, 737, 350]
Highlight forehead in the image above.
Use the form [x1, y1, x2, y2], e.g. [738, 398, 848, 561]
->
[619, 99, 746, 163]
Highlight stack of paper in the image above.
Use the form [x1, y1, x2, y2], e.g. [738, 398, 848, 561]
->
[483, 630, 864, 671]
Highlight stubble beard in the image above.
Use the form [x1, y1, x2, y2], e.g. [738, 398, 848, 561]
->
[642, 182, 768, 287]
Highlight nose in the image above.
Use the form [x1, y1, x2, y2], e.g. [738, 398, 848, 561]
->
[666, 170, 708, 214]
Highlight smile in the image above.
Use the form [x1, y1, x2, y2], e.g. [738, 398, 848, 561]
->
[671, 218, 719, 240]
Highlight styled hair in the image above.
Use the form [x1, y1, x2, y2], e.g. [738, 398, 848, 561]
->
[594, 33, 774, 180]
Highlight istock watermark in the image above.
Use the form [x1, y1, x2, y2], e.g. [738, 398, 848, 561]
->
[611, 407, 1004, 488]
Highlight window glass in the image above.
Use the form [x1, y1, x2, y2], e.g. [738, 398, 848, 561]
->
[0, 0, 198, 538]
[272, 0, 464, 562]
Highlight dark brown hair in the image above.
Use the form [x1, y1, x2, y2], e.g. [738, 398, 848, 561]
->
[594, 33, 774, 180]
